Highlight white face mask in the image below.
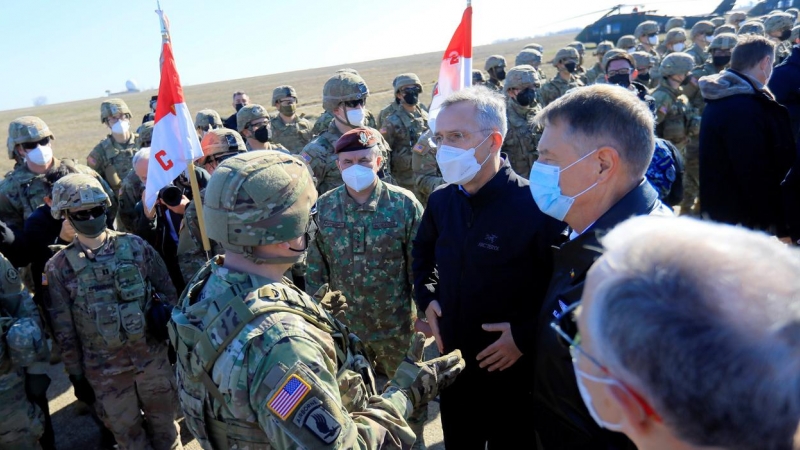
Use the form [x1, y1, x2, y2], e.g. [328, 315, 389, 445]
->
[528, 149, 598, 221]
[704, 35, 713, 45]
[111, 119, 130, 135]
[344, 108, 365, 127]
[575, 367, 626, 432]
[436, 134, 493, 185]
[672, 42, 685, 52]
[626, 47, 636, 54]
[26, 144, 53, 166]
[340, 163, 376, 192]
[648, 35, 659, 45]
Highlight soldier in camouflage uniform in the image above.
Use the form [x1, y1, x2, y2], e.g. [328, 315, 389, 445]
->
[764, 13, 794, 65]
[584, 41, 614, 85]
[300, 72, 393, 196]
[194, 109, 223, 139]
[739, 20, 766, 36]
[117, 147, 149, 234]
[472, 69, 487, 86]
[567, 41, 589, 84]
[169, 150, 464, 449]
[651, 52, 701, 215]
[484, 55, 506, 92]
[515, 48, 547, 83]
[632, 51, 659, 89]
[1, 116, 118, 231]
[686, 21, 715, 66]
[306, 128, 428, 448]
[501, 65, 542, 178]
[663, 27, 688, 55]
[135, 119, 154, 148]
[271, 85, 313, 154]
[312, 69, 379, 136]
[378, 74, 429, 194]
[635, 21, 662, 66]
[44, 174, 182, 450]
[411, 129, 442, 208]
[540, 47, 585, 106]
[617, 34, 638, 53]
[87, 98, 139, 194]
[524, 42, 544, 52]
[236, 104, 289, 152]
[0, 251, 48, 449]
[714, 24, 737, 36]
[727, 11, 747, 30]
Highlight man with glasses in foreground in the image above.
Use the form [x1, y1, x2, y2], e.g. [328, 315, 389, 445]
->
[554, 215, 800, 450]
[529, 84, 671, 450]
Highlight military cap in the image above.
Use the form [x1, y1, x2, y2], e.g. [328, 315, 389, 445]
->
[236, 104, 269, 133]
[195, 109, 222, 129]
[791, 25, 800, 43]
[568, 41, 586, 55]
[50, 173, 111, 219]
[135, 121, 154, 147]
[334, 127, 378, 154]
[764, 13, 793, 34]
[7, 116, 54, 159]
[602, 49, 635, 72]
[665, 27, 688, 45]
[523, 43, 544, 53]
[727, 11, 747, 25]
[709, 32, 738, 51]
[503, 65, 540, 92]
[660, 52, 695, 76]
[666, 17, 686, 31]
[200, 128, 247, 164]
[472, 70, 487, 84]
[553, 47, 580, 66]
[690, 21, 716, 39]
[393, 73, 423, 93]
[272, 85, 297, 105]
[739, 21, 766, 36]
[634, 20, 660, 38]
[515, 49, 543, 66]
[100, 98, 131, 123]
[322, 72, 369, 112]
[485, 55, 506, 71]
[594, 41, 615, 56]
[714, 24, 737, 36]
[710, 17, 726, 28]
[617, 35, 637, 50]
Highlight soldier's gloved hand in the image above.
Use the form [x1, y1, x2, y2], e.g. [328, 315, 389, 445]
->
[314, 284, 348, 321]
[69, 374, 96, 405]
[387, 332, 465, 409]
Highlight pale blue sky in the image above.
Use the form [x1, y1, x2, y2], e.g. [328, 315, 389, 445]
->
[0, 0, 740, 111]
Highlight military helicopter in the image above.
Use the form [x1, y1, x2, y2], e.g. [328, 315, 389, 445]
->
[747, 0, 800, 16]
[574, 0, 737, 44]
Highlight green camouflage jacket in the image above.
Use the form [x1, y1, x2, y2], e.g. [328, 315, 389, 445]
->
[411, 129, 442, 208]
[87, 133, 138, 194]
[502, 99, 542, 178]
[540, 74, 584, 106]
[651, 79, 700, 149]
[685, 44, 709, 67]
[116, 170, 143, 233]
[378, 103, 429, 191]
[311, 110, 379, 138]
[270, 115, 313, 155]
[685, 62, 719, 113]
[584, 62, 604, 85]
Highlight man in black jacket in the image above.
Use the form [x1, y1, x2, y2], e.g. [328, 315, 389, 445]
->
[529, 84, 672, 450]
[699, 35, 795, 237]
[412, 86, 564, 449]
[768, 42, 800, 139]
[222, 91, 250, 130]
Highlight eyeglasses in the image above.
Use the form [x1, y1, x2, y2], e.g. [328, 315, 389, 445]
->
[645, 32, 658, 37]
[550, 301, 662, 422]
[343, 99, 365, 108]
[433, 129, 492, 147]
[606, 68, 633, 77]
[68, 205, 107, 221]
[21, 137, 50, 150]
[246, 120, 268, 130]
[279, 98, 297, 105]
[401, 87, 421, 95]
[704, 32, 714, 36]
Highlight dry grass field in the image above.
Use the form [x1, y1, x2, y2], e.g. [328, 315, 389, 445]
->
[0, 32, 576, 177]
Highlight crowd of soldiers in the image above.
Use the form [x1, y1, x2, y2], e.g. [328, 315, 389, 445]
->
[0, 5, 798, 450]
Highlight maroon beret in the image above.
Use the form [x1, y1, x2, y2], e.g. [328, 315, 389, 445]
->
[334, 127, 378, 154]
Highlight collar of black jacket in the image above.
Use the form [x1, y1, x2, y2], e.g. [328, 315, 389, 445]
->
[455, 154, 516, 204]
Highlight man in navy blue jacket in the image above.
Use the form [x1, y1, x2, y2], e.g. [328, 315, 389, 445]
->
[412, 86, 564, 449]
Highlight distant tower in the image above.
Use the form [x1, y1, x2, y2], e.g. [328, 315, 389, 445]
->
[125, 79, 140, 93]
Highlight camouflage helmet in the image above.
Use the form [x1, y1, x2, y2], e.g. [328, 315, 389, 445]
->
[523, 43, 544, 53]
[272, 85, 297, 105]
[6, 317, 45, 367]
[335, 68, 360, 76]
[199, 128, 246, 162]
[709, 32, 738, 51]
[786, 8, 799, 22]
[634, 20, 659, 38]
[665, 28, 688, 45]
[631, 51, 655, 70]
[195, 109, 222, 130]
[602, 49, 635, 72]
[100, 98, 131, 123]
[135, 120, 154, 147]
[690, 21, 715, 40]
[594, 41, 615, 56]
[236, 104, 270, 133]
[764, 13, 793, 34]
[727, 11, 747, 26]
[660, 52, 696, 77]
[553, 47, 580, 66]
[710, 17, 726, 28]
[322, 72, 369, 112]
[7, 116, 54, 160]
[738, 21, 766, 36]
[203, 151, 317, 260]
[50, 173, 111, 219]
[714, 24, 737, 36]
[791, 25, 800, 43]
[485, 55, 506, 71]
[472, 70, 487, 84]
[393, 73, 423, 93]
[515, 49, 542, 66]
[666, 17, 686, 31]
[616, 35, 637, 50]
[568, 41, 585, 55]
[503, 65, 540, 92]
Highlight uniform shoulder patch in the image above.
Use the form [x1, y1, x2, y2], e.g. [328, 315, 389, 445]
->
[659, 105, 669, 115]
[268, 374, 311, 420]
[299, 152, 312, 164]
[413, 143, 425, 154]
[5, 267, 18, 283]
[87, 156, 97, 166]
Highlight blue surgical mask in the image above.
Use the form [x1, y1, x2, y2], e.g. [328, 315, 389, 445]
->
[528, 149, 598, 221]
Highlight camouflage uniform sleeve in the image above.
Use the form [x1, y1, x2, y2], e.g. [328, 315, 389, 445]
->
[117, 178, 139, 233]
[405, 196, 423, 289]
[651, 90, 673, 125]
[44, 254, 84, 376]
[305, 228, 330, 297]
[539, 81, 558, 106]
[379, 118, 400, 151]
[300, 141, 330, 189]
[0, 182, 24, 231]
[412, 136, 443, 201]
[139, 237, 178, 305]
[86, 142, 105, 174]
[93, 171, 119, 228]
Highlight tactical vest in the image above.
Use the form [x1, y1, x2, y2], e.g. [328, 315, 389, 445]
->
[169, 260, 377, 449]
[388, 104, 428, 175]
[61, 233, 148, 350]
[97, 136, 136, 190]
[656, 86, 694, 146]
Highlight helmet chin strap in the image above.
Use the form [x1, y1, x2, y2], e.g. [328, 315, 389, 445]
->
[334, 104, 359, 129]
[242, 246, 304, 265]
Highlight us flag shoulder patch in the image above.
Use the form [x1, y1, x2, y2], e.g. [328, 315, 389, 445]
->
[413, 144, 425, 154]
[659, 106, 668, 115]
[299, 152, 312, 164]
[268, 374, 311, 420]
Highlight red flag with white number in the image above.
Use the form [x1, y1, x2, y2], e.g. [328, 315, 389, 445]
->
[428, 4, 473, 130]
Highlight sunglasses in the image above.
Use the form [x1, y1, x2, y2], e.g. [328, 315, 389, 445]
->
[646, 32, 658, 37]
[68, 205, 107, 221]
[401, 87, 421, 95]
[343, 99, 365, 108]
[21, 137, 50, 150]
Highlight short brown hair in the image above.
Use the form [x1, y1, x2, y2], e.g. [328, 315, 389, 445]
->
[730, 35, 775, 71]
[232, 91, 247, 99]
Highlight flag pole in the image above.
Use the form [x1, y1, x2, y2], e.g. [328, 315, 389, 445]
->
[186, 162, 211, 253]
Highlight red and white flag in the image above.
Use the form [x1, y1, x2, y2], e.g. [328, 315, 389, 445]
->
[428, 4, 473, 129]
[145, 8, 203, 210]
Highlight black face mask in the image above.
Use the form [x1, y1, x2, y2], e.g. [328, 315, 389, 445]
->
[515, 88, 536, 107]
[608, 74, 632, 88]
[712, 55, 731, 68]
[680, 75, 693, 86]
[780, 29, 792, 41]
[637, 72, 651, 82]
[494, 68, 506, 81]
[403, 92, 419, 105]
[235, 103, 245, 112]
[253, 125, 272, 143]
[565, 62, 577, 73]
